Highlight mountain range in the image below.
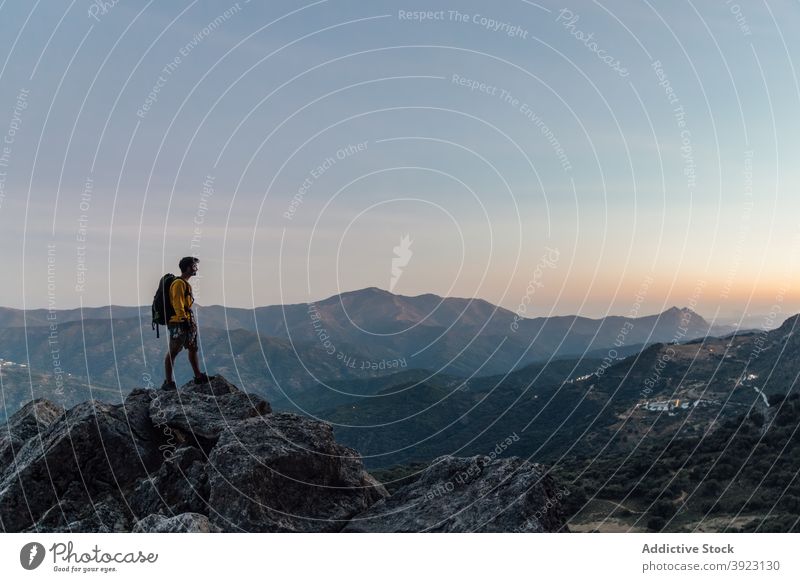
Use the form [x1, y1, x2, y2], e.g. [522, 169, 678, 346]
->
[0, 287, 730, 420]
[2, 288, 798, 532]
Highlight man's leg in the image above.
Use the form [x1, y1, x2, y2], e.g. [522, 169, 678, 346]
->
[186, 345, 202, 378]
[164, 339, 183, 382]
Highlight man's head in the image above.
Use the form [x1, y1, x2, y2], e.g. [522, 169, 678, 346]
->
[179, 256, 199, 277]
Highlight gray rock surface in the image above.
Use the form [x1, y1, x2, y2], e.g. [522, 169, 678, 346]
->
[0, 399, 64, 467]
[129, 446, 209, 518]
[148, 379, 271, 450]
[133, 512, 220, 533]
[0, 398, 157, 532]
[0, 375, 387, 532]
[343, 455, 569, 532]
[0, 375, 569, 533]
[28, 494, 132, 533]
[208, 413, 388, 532]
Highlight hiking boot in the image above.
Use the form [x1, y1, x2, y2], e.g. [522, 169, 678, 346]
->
[194, 372, 212, 385]
[161, 379, 177, 391]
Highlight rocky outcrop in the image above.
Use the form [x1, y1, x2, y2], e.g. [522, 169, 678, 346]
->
[0, 375, 569, 533]
[147, 376, 271, 452]
[0, 395, 159, 532]
[344, 455, 569, 532]
[133, 512, 220, 533]
[207, 413, 387, 532]
[0, 375, 386, 532]
[0, 399, 64, 468]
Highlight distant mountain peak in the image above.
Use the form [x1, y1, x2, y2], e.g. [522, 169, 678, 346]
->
[660, 306, 702, 320]
[343, 286, 388, 295]
[318, 286, 392, 304]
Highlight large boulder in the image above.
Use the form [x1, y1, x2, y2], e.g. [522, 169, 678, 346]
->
[0, 399, 64, 467]
[343, 455, 569, 532]
[128, 446, 209, 518]
[207, 413, 389, 532]
[0, 375, 387, 533]
[0, 398, 158, 532]
[147, 379, 271, 451]
[0, 375, 570, 533]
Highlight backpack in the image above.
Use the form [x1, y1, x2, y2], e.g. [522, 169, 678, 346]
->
[151, 274, 177, 338]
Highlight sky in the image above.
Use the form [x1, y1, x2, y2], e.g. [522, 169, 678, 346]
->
[0, 0, 799, 325]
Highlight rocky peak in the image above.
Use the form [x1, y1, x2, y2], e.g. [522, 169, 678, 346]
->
[0, 375, 568, 533]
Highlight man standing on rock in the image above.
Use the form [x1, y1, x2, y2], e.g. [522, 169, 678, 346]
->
[162, 256, 211, 390]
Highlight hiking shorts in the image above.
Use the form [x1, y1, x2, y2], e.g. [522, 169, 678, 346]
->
[168, 321, 197, 349]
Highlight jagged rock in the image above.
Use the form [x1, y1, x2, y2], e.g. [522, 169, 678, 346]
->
[0, 399, 157, 532]
[343, 455, 569, 532]
[147, 380, 271, 450]
[0, 374, 570, 533]
[181, 374, 242, 397]
[124, 388, 166, 446]
[128, 446, 209, 517]
[207, 413, 389, 532]
[133, 512, 219, 533]
[25, 493, 132, 533]
[0, 374, 388, 533]
[0, 399, 64, 467]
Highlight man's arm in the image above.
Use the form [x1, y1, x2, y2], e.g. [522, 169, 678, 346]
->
[170, 279, 190, 322]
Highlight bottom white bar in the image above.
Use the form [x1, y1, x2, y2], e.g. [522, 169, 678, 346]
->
[1, 533, 796, 581]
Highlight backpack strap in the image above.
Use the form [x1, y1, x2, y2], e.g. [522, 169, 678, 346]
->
[184, 280, 194, 321]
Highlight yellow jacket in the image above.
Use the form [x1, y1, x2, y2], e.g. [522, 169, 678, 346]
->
[168, 278, 194, 323]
